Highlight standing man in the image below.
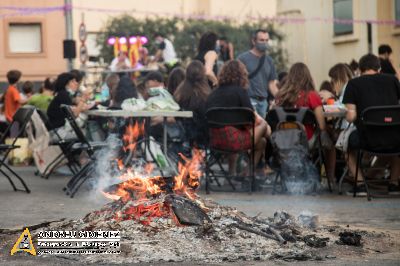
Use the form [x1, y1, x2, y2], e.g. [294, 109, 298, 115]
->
[378, 44, 399, 79]
[238, 29, 278, 118]
[153, 33, 178, 72]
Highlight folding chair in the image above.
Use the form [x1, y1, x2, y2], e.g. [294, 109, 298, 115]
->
[205, 107, 255, 194]
[0, 106, 35, 193]
[61, 105, 109, 197]
[266, 107, 331, 194]
[35, 109, 82, 179]
[353, 105, 400, 201]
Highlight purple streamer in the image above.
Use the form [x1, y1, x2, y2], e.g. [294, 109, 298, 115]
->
[1, 4, 399, 26]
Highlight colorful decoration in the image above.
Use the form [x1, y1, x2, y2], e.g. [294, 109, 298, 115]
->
[107, 36, 147, 68]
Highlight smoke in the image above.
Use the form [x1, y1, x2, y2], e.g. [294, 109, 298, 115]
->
[85, 133, 121, 203]
[87, 133, 176, 203]
[279, 149, 321, 195]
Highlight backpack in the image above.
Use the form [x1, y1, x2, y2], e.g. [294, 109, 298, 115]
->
[269, 107, 320, 194]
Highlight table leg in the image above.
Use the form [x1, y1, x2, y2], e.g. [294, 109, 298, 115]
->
[163, 117, 167, 156]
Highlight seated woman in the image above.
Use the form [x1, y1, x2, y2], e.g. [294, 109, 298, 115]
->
[276, 62, 326, 141]
[206, 60, 270, 175]
[275, 62, 333, 182]
[47, 72, 89, 140]
[167, 67, 185, 96]
[323, 64, 353, 182]
[319, 64, 353, 104]
[106, 75, 138, 135]
[174, 60, 211, 148]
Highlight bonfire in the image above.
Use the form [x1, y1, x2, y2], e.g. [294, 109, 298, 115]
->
[13, 122, 389, 264]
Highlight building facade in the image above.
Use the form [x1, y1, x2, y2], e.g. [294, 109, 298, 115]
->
[277, 0, 400, 86]
[0, 0, 277, 89]
[0, 0, 66, 89]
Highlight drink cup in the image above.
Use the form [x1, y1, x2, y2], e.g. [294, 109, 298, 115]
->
[327, 98, 335, 105]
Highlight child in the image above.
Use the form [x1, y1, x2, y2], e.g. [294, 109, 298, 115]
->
[21, 81, 34, 101]
[4, 70, 27, 122]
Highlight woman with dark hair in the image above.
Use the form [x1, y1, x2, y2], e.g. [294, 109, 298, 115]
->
[218, 36, 234, 62]
[167, 67, 185, 96]
[319, 80, 334, 95]
[206, 60, 270, 174]
[195, 32, 219, 87]
[174, 60, 211, 147]
[110, 76, 138, 109]
[47, 72, 89, 139]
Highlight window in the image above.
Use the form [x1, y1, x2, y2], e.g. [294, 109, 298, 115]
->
[333, 0, 353, 36]
[396, 0, 400, 21]
[8, 23, 42, 53]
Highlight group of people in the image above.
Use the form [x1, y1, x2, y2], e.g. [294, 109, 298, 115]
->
[2, 28, 400, 195]
[109, 33, 179, 72]
[0, 70, 56, 134]
[163, 30, 400, 194]
[109, 32, 236, 76]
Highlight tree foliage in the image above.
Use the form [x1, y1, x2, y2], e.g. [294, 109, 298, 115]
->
[97, 16, 288, 72]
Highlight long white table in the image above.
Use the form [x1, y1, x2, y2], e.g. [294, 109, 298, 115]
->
[87, 109, 193, 118]
[87, 109, 193, 156]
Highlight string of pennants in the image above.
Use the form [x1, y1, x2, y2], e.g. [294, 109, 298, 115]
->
[1, 4, 399, 26]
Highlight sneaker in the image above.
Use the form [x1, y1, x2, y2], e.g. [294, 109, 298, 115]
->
[346, 185, 367, 196]
[388, 183, 400, 195]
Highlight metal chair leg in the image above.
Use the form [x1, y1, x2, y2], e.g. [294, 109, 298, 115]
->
[64, 163, 91, 194]
[42, 153, 65, 178]
[70, 167, 95, 198]
[338, 167, 348, 195]
[354, 150, 362, 197]
[216, 156, 236, 191]
[272, 171, 280, 195]
[1, 163, 30, 193]
[205, 150, 210, 194]
[250, 150, 255, 194]
[0, 168, 17, 191]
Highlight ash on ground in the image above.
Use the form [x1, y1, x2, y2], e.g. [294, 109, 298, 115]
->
[25, 197, 390, 264]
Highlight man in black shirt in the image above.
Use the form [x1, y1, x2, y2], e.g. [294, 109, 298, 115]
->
[378, 44, 399, 79]
[343, 53, 400, 194]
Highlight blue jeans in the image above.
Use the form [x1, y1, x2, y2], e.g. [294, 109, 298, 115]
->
[250, 98, 268, 119]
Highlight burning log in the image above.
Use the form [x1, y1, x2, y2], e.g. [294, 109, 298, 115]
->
[165, 194, 211, 226]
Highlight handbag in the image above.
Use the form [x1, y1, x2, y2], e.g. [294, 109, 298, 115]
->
[335, 123, 356, 152]
[248, 55, 266, 79]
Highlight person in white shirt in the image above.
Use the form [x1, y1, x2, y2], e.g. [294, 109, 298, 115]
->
[110, 51, 131, 72]
[153, 33, 178, 67]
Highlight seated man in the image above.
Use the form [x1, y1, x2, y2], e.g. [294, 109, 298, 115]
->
[110, 51, 131, 72]
[343, 53, 400, 195]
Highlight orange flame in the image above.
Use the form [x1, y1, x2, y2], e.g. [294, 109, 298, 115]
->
[122, 122, 145, 152]
[173, 149, 203, 200]
[102, 122, 205, 225]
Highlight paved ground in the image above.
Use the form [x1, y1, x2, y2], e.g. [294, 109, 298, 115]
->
[0, 166, 399, 265]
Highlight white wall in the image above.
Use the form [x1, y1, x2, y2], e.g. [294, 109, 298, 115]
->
[277, 0, 378, 87]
